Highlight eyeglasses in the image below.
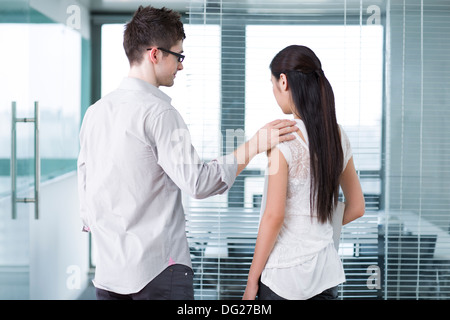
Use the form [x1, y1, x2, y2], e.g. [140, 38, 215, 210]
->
[147, 47, 185, 63]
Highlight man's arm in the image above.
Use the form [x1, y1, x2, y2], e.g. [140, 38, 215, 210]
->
[233, 119, 297, 176]
[148, 109, 296, 198]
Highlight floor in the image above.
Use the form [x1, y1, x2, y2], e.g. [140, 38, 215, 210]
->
[77, 273, 96, 300]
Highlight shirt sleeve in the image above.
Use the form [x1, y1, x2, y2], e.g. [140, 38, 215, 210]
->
[146, 108, 238, 199]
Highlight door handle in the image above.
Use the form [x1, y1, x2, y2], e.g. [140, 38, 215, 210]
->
[11, 101, 40, 219]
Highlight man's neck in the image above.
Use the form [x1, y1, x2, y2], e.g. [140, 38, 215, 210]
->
[128, 65, 159, 88]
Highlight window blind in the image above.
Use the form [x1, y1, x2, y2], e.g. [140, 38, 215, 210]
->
[184, 0, 382, 300]
[384, 0, 450, 299]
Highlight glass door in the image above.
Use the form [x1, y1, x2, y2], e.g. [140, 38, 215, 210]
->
[0, 2, 33, 299]
[0, 2, 87, 299]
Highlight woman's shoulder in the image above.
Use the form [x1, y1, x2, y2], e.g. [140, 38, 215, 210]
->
[337, 124, 351, 146]
[337, 124, 353, 167]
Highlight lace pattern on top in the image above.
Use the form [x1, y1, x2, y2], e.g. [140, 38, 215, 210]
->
[264, 121, 352, 268]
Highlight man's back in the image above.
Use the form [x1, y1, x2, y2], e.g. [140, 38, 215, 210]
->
[78, 77, 192, 294]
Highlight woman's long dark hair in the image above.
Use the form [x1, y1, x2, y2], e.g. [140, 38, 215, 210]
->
[270, 45, 343, 224]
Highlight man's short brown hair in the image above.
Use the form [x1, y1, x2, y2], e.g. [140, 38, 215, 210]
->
[123, 5, 186, 66]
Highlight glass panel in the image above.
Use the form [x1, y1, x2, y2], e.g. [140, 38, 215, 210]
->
[0, 3, 82, 299]
[101, 24, 129, 97]
[0, 3, 32, 299]
[383, 0, 450, 299]
[186, 0, 385, 299]
[29, 23, 81, 180]
[27, 21, 82, 300]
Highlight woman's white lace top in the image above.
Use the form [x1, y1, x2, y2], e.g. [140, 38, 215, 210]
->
[260, 119, 353, 299]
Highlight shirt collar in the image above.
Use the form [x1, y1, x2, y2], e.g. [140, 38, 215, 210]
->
[119, 77, 172, 104]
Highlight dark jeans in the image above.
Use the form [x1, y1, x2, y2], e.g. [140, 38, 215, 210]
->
[258, 280, 339, 300]
[95, 264, 194, 300]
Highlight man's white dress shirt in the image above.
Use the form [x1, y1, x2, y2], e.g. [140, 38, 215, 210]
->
[78, 77, 238, 294]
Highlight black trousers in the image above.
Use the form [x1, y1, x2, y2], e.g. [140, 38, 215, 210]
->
[95, 264, 194, 300]
[258, 280, 339, 300]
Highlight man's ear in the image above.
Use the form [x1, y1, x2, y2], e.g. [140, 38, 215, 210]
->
[148, 48, 159, 64]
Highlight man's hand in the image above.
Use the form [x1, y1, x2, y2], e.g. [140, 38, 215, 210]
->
[233, 119, 296, 176]
[252, 119, 297, 154]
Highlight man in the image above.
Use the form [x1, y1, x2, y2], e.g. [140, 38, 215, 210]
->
[77, 5, 295, 300]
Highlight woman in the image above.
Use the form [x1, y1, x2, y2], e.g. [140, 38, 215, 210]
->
[243, 45, 365, 300]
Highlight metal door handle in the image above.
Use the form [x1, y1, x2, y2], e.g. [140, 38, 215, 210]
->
[11, 101, 40, 219]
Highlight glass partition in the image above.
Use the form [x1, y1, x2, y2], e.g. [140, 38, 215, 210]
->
[0, 3, 82, 299]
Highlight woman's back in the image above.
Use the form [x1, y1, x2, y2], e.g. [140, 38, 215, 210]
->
[262, 119, 352, 268]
